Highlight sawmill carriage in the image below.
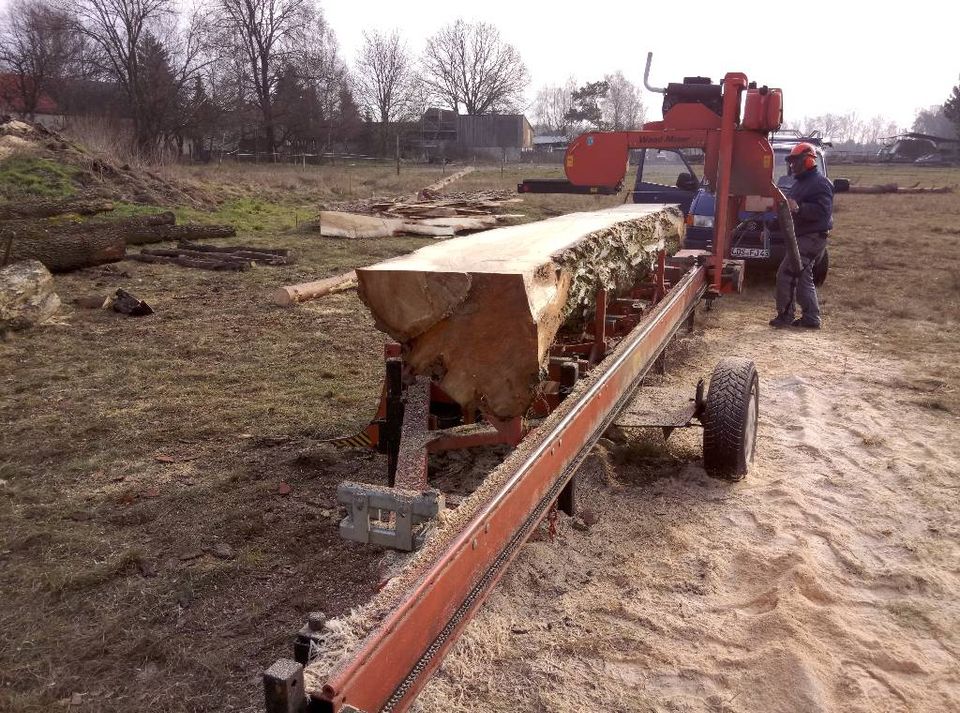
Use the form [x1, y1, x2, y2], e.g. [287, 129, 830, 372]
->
[264, 54, 800, 713]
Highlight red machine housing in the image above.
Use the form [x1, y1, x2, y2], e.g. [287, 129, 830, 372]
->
[562, 73, 786, 295]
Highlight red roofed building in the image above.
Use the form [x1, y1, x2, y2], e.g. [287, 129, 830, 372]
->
[0, 73, 65, 128]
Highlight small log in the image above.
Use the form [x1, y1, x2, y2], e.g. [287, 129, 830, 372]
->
[0, 197, 115, 221]
[273, 270, 358, 306]
[127, 253, 250, 271]
[110, 288, 153, 316]
[846, 183, 953, 195]
[0, 259, 61, 330]
[124, 223, 236, 246]
[140, 247, 250, 264]
[177, 241, 289, 256]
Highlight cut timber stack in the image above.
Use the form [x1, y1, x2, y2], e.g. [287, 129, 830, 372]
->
[357, 204, 683, 419]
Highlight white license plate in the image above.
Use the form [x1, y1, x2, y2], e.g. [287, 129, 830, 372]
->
[731, 247, 770, 258]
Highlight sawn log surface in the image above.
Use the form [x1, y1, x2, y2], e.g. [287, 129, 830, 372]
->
[357, 203, 684, 418]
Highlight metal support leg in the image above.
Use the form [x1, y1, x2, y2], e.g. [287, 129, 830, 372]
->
[653, 348, 667, 375]
[384, 358, 402, 487]
[263, 660, 308, 713]
[557, 358, 579, 516]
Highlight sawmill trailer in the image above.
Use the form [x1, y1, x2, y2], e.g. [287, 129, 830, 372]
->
[263, 54, 802, 713]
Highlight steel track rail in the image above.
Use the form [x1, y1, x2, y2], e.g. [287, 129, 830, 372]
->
[310, 263, 707, 713]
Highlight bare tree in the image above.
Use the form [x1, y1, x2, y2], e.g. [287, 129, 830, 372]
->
[421, 20, 527, 115]
[532, 78, 577, 136]
[214, 0, 322, 153]
[602, 71, 644, 131]
[290, 11, 345, 151]
[70, 0, 208, 156]
[0, 0, 80, 118]
[354, 29, 417, 152]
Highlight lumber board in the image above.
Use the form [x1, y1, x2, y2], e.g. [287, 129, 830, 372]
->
[357, 204, 684, 418]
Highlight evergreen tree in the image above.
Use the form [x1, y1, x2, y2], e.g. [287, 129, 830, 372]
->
[944, 76, 960, 137]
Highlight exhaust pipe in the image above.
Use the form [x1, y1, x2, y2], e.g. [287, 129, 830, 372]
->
[643, 52, 666, 94]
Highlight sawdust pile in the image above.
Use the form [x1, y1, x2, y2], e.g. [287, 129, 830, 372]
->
[0, 116, 213, 207]
[414, 298, 960, 712]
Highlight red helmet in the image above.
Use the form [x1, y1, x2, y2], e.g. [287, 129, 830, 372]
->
[786, 142, 817, 172]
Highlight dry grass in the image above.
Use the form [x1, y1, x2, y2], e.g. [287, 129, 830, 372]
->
[0, 160, 958, 711]
[823, 166, 960, 413]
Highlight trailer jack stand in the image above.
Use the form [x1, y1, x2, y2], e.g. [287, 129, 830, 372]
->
[337, 481, 444, 551]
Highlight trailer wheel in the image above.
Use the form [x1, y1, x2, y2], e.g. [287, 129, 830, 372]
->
[702, 357, 759, 481]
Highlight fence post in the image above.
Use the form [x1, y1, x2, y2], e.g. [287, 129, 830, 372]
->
[396, 135, 400, 176]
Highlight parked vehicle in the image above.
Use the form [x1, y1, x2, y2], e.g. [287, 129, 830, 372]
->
[629, 132, 849, 285]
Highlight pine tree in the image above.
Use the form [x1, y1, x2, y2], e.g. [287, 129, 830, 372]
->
[944, 76, 960, 136]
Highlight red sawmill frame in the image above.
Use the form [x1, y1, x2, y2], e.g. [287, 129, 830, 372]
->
[264, 254, 721, 713]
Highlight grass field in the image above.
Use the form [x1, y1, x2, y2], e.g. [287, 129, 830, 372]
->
[0, 160, 957, 711]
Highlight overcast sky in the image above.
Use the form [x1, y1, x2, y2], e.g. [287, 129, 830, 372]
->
[326, 0, 958, 130]
[2, 0, 954, 129]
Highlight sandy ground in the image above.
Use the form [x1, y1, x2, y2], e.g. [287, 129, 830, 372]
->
[415, 286, 960, 713]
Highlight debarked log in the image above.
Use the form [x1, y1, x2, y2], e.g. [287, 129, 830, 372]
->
[356, 204, 684, 419]
[273, 270, 357, 306]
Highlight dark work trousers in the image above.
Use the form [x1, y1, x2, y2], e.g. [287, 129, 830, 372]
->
[775, 232, 828, 325]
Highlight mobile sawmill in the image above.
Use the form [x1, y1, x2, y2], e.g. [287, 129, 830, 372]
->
[263, 53, 804, 713]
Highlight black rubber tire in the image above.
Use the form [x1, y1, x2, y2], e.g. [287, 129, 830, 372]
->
[702, 357, 759, 481]
[812, 249, 829, 287]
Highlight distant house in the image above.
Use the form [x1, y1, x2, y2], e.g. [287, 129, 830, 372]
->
[416, 109, 533, 160]
[0, 73, 65, 129]
[533, 135, 569, 152]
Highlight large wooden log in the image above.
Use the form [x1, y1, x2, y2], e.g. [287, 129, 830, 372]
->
[357, 204, 683, 419]
[0, 212, 181, 272]
[0, 259, 61, 331]
[4, 227, 125, 272]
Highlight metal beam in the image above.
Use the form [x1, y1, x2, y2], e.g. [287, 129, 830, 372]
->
[309, 263, 707, 713]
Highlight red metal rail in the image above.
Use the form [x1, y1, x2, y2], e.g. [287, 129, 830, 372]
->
[310, 260, 708, 713]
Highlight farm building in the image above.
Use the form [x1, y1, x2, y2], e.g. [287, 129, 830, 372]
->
[416, 108, 533, 160]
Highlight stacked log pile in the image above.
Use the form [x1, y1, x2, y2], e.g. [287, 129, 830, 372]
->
[0, 197, 236, 272]
[357, 204, 684, 419]
[128, 242, 292, 272]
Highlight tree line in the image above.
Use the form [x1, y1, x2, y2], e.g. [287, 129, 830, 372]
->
[2, 0, 955, 162]
[0, 0, 532, 160]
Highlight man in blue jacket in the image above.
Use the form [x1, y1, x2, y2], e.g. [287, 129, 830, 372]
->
[769, 142, 834, 329]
